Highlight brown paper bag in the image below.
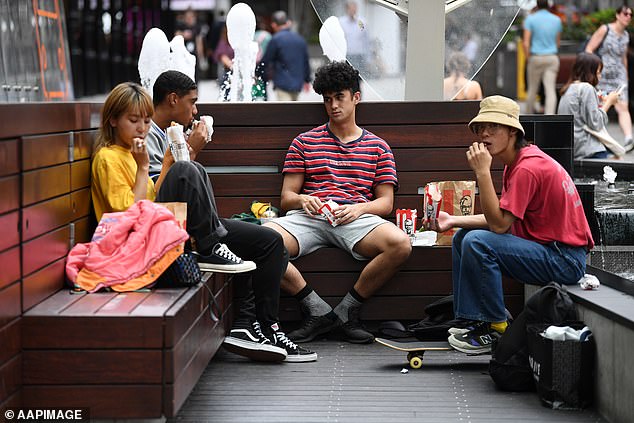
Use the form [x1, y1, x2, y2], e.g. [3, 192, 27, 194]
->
[156, 202, 189, 247]
[435, 181, 476, 246]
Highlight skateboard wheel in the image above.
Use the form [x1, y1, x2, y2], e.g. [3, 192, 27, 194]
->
[409, 356, 423, 369]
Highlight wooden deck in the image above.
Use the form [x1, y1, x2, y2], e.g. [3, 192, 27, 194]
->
[171, 340, 606, 423]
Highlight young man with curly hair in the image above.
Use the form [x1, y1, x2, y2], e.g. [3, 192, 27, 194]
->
[264, 62, 412, 344]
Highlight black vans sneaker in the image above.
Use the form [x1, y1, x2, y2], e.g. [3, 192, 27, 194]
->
[222, 321, 287, 362]
[194, 243, 256, 273]
[448, 321, 501, 354]
[271, 330, 318, 363]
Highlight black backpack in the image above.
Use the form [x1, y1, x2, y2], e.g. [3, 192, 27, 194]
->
[489, 282, 578, 392]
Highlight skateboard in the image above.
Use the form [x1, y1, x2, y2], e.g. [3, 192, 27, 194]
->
[375, 337, 453, 369]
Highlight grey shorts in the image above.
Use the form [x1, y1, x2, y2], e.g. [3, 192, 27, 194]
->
[271, 210, 391, 261]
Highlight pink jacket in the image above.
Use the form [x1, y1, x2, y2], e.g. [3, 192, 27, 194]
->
[66, 200, 190, 292]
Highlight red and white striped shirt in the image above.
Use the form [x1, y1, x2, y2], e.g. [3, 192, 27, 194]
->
[283, 124, 398, 204]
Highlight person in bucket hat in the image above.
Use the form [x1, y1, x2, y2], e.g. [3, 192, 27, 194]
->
[425, 95, 594, 355]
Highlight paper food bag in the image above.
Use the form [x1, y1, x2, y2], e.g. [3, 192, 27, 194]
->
[427, 181, 476, 246]
[156, 202, 189, 247]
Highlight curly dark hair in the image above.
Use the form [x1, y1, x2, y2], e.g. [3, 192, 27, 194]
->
[312, 61, 361, 95]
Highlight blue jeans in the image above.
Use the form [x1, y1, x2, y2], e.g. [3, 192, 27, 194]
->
[452, 229, 587, 322]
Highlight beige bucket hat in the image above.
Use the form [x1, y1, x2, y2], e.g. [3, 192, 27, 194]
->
[468, 95, 525, 135]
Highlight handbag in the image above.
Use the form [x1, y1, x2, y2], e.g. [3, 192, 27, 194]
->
[582, 124, 626, 157]
[155, 251, 202, 288]
[527, 321, 595, 409]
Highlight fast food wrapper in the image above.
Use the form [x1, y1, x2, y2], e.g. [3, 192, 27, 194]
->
[167, 123, 190, 162]
[200, 115, 214, 142]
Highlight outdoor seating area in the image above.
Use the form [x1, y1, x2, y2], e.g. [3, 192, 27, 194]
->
[0, 100, 631, 422]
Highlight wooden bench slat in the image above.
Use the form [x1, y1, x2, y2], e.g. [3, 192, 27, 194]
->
[22, 195, 72, 241]
[71, 188, 92, 220]
[62, 291, 121, 315]
[0, 319, 20, 365]
[22, 226, 70, 277]
[70, 159, 91, 191]
[25, 289, 86, 315]
[164, 323, 225, 418]
[205, 124, 474, 150]
[0, 211, 19, 252]
[96, 292, 155, 315]
[0, 139, 19, 176]
[130, 289, 190, 317]
[73, 216, 94, 244]
[0, 283, 21, 327]
[0, 247, 20, 291]
[22, 316, 164, 349]
[22, 258, 66, 311]
[0, 355, 20, 401]
[0, 175, 19, 214]
[73, 131, 96, 160]
[23, 350, 163, 384]
[207, 170, 503, 197]
[22, 164, 70, 206]
[21, 133, 70, 170]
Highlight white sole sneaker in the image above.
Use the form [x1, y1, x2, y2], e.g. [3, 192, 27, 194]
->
[223, 336, 287, 362]
[284, 351, 318, 363]
[199, 260, 256, 273]
[447, 334, 493, 355]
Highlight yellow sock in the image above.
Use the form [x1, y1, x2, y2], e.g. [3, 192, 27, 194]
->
[490, 321, 508, 333]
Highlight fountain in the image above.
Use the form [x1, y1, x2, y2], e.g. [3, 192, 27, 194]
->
[577, 167, 634, 282]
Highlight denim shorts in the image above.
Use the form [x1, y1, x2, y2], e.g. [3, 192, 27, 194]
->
[271, 210, 390, 260]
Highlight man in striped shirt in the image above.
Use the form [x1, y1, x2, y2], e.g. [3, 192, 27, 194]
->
[264, 62, 412, 344]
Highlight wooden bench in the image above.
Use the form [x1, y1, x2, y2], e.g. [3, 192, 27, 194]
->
[0, 103, 232, 419]
[195, 101, 574, 322]
[0, 100, 573, 418]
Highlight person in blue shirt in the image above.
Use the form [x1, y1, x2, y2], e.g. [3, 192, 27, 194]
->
[261, 10, 311, 101]
[522, 0, 562, 115]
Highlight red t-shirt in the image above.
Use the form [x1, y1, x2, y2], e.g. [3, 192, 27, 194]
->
[500, 145, 594, 249]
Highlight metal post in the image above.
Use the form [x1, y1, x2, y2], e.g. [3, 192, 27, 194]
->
[405, 0, 445, 100]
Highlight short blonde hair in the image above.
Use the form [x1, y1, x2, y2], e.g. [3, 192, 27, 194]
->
[95, 82, 154, 151]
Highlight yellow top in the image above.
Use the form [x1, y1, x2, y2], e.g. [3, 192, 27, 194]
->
[91, 144, 155, 221]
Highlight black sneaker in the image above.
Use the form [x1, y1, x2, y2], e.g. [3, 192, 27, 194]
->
[448, 321, 501, 354]
[222, 321, 287, 362]
[332, 307, 374, 344]
[271, 330, 318, 363]
[194, 243, 256, 273]
[287, 313, 338, 343]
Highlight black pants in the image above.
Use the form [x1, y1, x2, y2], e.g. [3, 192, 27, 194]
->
[156, 161, 288, 327]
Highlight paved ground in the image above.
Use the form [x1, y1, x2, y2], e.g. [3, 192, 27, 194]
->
[169, 340, 606, 423]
